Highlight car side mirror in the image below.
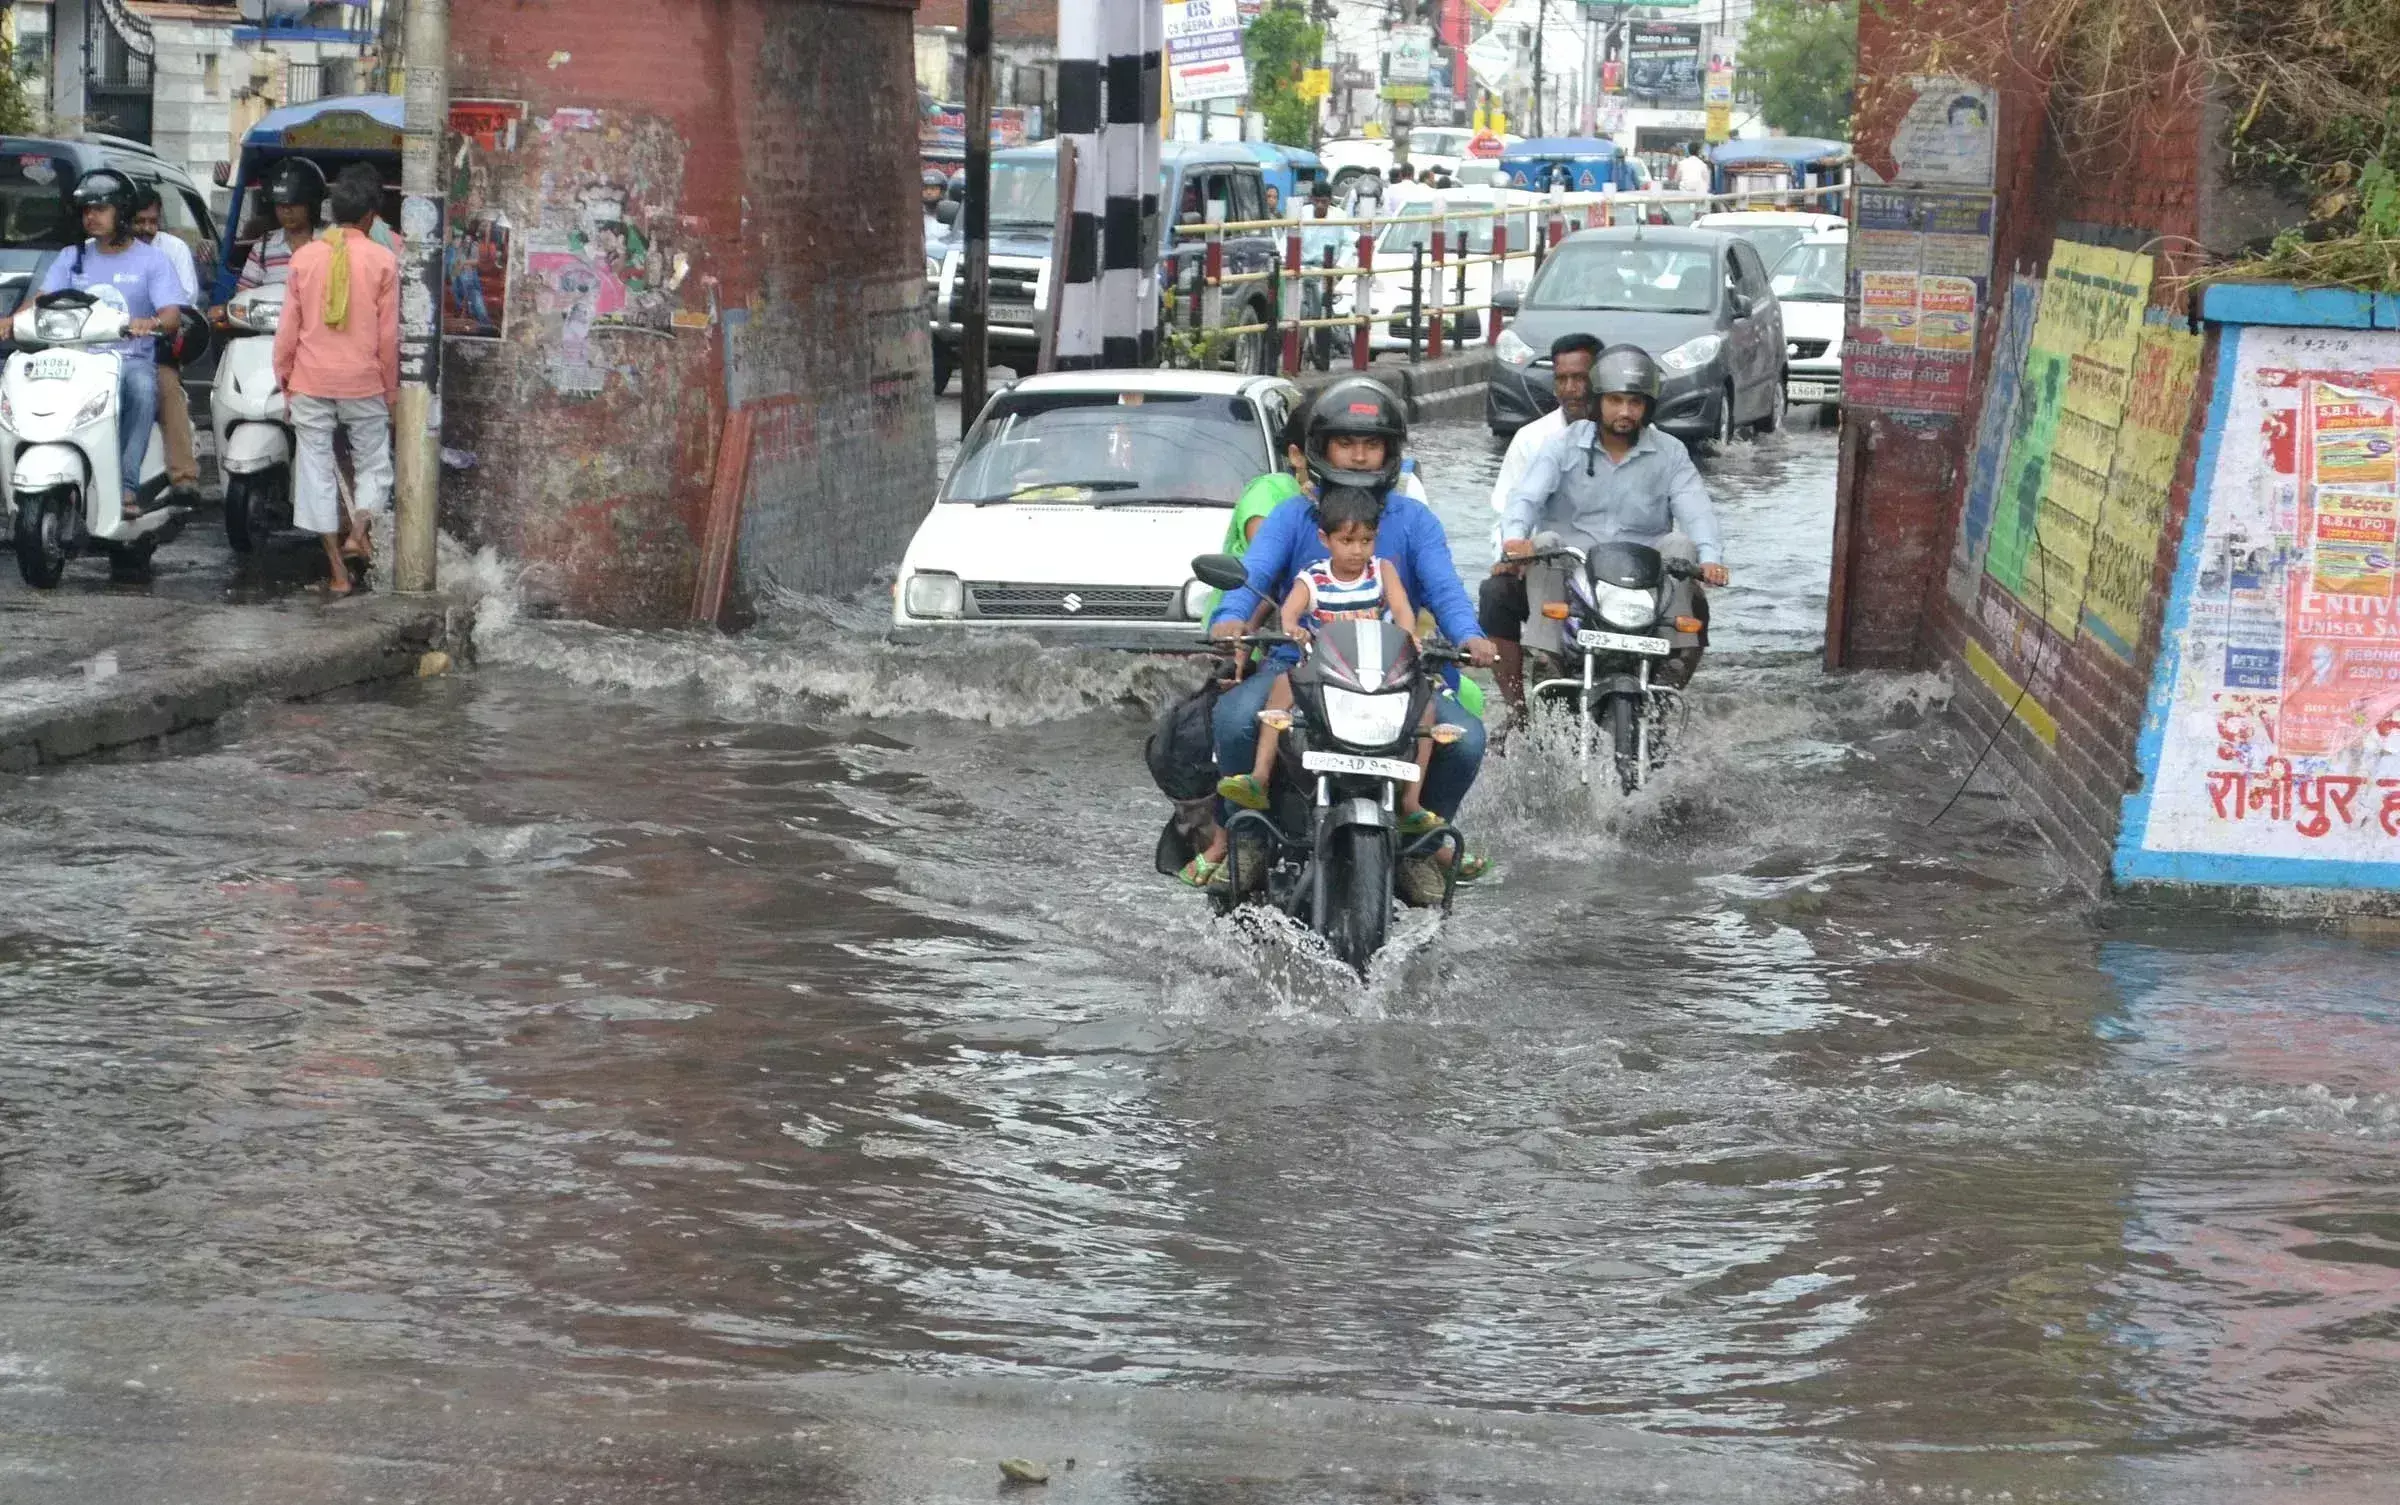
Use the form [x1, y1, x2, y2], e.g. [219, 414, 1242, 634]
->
[1730, 291, 1753, 318]
[1492, 286, 1521, 313]
[935, 200, 961, 226]
[1191, 553, 1250, 591]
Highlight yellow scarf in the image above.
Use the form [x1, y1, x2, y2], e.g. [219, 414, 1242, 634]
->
[320, 226, 351, 330]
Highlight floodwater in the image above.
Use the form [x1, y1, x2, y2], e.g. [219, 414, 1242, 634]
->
[2, 410, 2397, 1503]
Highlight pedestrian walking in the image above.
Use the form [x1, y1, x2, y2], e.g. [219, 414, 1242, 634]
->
[273, 164, 399, 596]
[1673, 143, 1712, 199]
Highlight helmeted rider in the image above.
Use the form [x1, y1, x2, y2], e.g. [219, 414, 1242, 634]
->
[1488, 343, 1730, 706]
[222, 157, 327, 313]
[1204, 377, 1498, 894]
[921, 166, 951, 246]
[35, 168, 187, 520]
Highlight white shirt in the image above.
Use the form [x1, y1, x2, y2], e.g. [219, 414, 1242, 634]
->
[1489, 406, 1569, 551]
[1673, 156, 1712, 196]
[146, 232, 199, 303]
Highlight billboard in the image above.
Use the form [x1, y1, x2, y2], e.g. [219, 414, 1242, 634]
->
[1625, 22, 1702, 105]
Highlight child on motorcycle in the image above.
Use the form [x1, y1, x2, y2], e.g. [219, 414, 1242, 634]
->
[1216, 485, 1443, 830]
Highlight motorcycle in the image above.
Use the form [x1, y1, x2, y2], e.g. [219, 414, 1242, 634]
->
[0, 290, 185, 586]
[211, 283, 293, 552]
[1519, 537, 1705, 793]
[1191, 552, 1468, 974]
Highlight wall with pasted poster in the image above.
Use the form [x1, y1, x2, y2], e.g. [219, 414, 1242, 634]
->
[439, 0, 931, 625]
[2117, 297, 2400, 893]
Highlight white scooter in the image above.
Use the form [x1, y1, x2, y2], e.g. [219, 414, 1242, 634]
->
[212, 283, 293, 552]
[0, 289, 182, 586]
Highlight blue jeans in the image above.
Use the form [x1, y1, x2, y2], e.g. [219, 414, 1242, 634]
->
[1212, 661, 1487, 822]
[116, 358, 158, 502]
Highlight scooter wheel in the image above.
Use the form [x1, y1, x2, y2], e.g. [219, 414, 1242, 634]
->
[14, 489, 70, 588]
[224, 473, 262, 553]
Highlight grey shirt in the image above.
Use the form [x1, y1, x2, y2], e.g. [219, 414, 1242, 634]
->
[1503, 419, 1724, 564]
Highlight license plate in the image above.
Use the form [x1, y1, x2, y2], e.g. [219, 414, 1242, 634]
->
[1787, 380, 1832, 401]
[1302, 750, 1421, 782]
[26, 355, 74, 381]
[1576, 629, 1672, 656]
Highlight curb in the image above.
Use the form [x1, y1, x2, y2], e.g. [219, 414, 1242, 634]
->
[0, 597, 476, 773]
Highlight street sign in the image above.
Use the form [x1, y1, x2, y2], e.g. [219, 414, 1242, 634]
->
[1165, 0, 1249, 104]
[1382, 23, 1432, 103]
[1706, 103, 1731, 143]
[1299, 67, 1331, 101]
[1467, 129, 1505, 159]
[1468, 0, 1507, 18]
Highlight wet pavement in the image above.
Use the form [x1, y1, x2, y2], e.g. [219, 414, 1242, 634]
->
[2, 409, 2397, 1503]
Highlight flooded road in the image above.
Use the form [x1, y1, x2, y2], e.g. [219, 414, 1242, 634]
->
[3, 412, 2397, 1502]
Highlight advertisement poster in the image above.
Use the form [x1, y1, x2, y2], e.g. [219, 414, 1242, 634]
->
[2081, 321, 2205, 656]
[1625, 23, 1702, 105]
[445, 101, 524, 342]
[1952, 275, 2044, 607]
[1860, 273, 1920, 346]
[1845, 187, 1992, 417]
[1887, 78, 1996, 190]
[1166, 0, 1250, 104]
[2119, 325, 2400, 884]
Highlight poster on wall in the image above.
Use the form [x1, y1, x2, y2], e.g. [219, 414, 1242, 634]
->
[446, 100, 524, 342]
[1845, 187, 1993, 415]
[1887, 77, 1996, 190]
[2119, 324, 2400, 885]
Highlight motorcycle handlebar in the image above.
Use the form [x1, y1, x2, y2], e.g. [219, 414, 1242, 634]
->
[1518, 546, 1702, 581]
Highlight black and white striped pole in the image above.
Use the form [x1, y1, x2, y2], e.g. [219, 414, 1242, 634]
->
[1053, 0, 1161, 371]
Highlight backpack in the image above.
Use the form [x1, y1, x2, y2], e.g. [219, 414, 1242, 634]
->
[1144, 674, 1224, 801]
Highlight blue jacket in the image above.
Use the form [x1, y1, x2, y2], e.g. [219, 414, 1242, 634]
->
[1209, 489, 1483, 649]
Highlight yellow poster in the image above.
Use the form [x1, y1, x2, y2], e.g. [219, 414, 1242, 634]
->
[1916, 275, 1977, 353]
[1861, 272, 1920, 347]
[2312, 489, 2399, 598]
[2307, 382, 2399, 487]
[2081, 322, 2203, 656]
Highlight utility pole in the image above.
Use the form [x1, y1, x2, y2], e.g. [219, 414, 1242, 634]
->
[392, 0, 446, 594]
[959, 0, 993, 434]
[1532, 0, 1546, 138]
[1394, 0, 1418, 168]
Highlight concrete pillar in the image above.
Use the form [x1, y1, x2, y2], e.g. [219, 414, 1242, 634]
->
[1053, 0, 1160, 370]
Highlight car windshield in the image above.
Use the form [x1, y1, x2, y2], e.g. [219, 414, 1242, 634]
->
[1377, 210, 1531, 255]
[990, 159, 1057, 227]
[1724, 223, 1813, 271]
[1527, 243, 1718, 313]
[0, 153, 78, 249]
[1772, 241, 1847, 301]
[943, 392, 1264, 506]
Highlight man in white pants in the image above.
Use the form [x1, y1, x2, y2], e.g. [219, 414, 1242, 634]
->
[273, 164, 398, 594]
[1482, 332, 1598, 711]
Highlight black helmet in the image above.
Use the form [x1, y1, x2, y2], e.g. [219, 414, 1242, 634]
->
[1593, 343, 1663, 412]
[70, 168, 137, 224]
[264, 157, 328, 214]
[1302, 377, 1407, 492]
[922, 166, 950, 191]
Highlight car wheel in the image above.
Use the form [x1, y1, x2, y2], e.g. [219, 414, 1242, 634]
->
[1235, 305, 1276, 375]
[930, 342, 953, 395]
[1758, 371, 1787, 434]
[1710, 382, 1737, 449]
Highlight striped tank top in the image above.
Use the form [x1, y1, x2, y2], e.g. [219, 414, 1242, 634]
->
[1299, 558, 1391, 630]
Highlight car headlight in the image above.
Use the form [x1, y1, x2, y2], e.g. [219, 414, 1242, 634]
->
[1495, 327, 1536, 367]
[902, 571, 963, 619]
[1181, 578, 1215, 621]
[0, 389, 13, 427]
[1320, 686, 1412, 748]
[1591, 579, 1659, 630]
[925, 254, 942, 283]
[1659, 333, 1724, 373]
[74, 388, 113, 426]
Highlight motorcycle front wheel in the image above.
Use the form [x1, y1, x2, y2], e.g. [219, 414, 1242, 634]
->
[14, 486, 71, 588]
[1604, 694, 1643, 794]
[1322, 823, 1393, 975]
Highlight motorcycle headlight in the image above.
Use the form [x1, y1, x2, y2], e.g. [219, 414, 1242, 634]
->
[35, 308, 85, 342]
[1320, 686, 1412, 748]
[1659, 333, 1724, 373]
[74, 387, 114, 426]
[240, 299, 283, 335]
[902, 571, 963, 619]
[1592, 579, 1659, 630]
[1181, 578, 1215, 621]
[1495, 327, 1536, 367]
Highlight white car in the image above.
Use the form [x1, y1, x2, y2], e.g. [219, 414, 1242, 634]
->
[1770, 228, 1848, 407]
[1365, 189, 1539, 351]
[893, 370, 1302, 649]
[1322, 129, 1519, 189]
[1691, 210, 1848, 284]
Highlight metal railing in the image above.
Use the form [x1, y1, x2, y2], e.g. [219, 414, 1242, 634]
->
[1163, 176, 1852, 377]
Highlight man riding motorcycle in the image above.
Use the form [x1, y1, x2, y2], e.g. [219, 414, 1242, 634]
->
[1486, 344, 1731, 708]
[1208, 377, 1498, 894]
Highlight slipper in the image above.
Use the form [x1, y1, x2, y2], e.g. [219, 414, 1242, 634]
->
[1216, 773, 1270, 810]
[1398, 809, 1448, 837]
[1176, 853, 1227, 889]
[1449, 851, 1492, 882]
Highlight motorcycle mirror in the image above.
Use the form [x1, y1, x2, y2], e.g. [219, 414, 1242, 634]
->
[1190, 553, 1249, 591]
[1491, 286, 1521, 313]
[935, 199, 961, 227]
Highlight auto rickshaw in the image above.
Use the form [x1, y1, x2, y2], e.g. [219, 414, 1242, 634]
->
[211, 94, 405, 306]
[1709, 137, 1852, 216]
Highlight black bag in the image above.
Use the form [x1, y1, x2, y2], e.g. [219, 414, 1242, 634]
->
[1144, 675, 1225, 801]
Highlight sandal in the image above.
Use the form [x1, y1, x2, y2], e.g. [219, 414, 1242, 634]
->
[1216, 773, 1270, 810]
[1398, 809, 1448, 837]
[1448, 850, 1492, 882]
[1176, 853, 1227, 889]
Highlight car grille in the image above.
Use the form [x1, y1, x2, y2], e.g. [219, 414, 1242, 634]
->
[951, 264, 1042, 326]
[1789, 339, 1832, 360]
[968, 583, 1182, 621]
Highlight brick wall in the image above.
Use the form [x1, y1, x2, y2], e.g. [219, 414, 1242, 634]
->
[442, 0, 930, 625]
[916, 0, 1058, 42]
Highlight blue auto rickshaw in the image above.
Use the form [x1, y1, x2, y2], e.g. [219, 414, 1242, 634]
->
[1709, 137, 1852, 214]
[1497, 137, 1642, 195]
[1231, 142, 1323, 212]
[211, 94, 405, 306]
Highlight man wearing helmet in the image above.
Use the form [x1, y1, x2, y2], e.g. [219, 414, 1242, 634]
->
[1492, 342, 1730, 702]
[35, 169, 186, 519]
[921, 166, 952, 247]
[1206, 377, 1500, 892]
[212, 158, 325, 319]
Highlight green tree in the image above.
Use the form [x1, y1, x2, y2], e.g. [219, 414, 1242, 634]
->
[0, 32, 37, 136]
[1243, 1, 1324, 149]
[1741, 0, 1856, 141]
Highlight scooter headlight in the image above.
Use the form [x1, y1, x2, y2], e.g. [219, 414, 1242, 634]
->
[1320, 686, 1411, 748]
[1591, 579, 1659, 630]
[74, 387, 114, 427]
[901, 570, 963, 619]
[0, 388, 13, 428]
[35, 307, 87, 342]
[240, 299, 283, 335]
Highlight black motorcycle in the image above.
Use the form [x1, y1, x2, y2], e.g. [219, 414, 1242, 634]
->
[1191, 553, 1467, 974]
[1521, 540, 1702, 794]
